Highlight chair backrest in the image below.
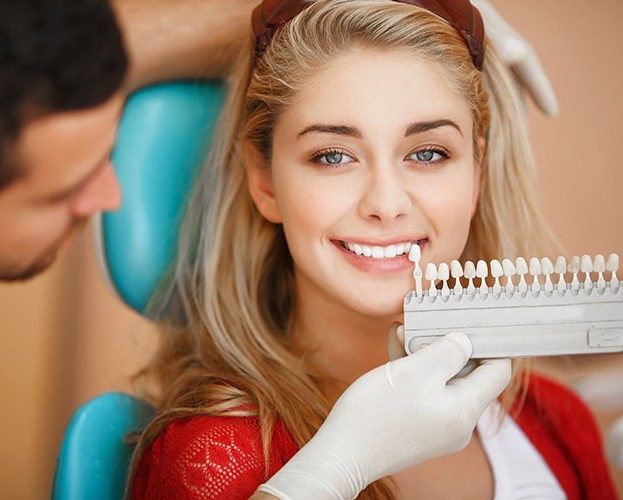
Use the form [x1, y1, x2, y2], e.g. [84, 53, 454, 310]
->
[52, 81, 226, 499]
[51, 393, 156, 499]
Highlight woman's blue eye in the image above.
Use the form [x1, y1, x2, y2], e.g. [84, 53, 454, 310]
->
[315, 150, 354, 165]
[409, 149, 446, 163]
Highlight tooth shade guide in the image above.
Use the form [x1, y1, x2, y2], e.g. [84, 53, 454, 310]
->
[404, 253, 623, 358]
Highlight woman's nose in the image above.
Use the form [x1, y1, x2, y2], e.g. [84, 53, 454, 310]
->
[357, 165, 412, 222]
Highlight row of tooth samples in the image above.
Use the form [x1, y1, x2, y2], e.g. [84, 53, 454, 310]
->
[416, 254, 620, 296]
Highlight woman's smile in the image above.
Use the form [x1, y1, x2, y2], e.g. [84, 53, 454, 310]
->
[333, 238, 428, 273]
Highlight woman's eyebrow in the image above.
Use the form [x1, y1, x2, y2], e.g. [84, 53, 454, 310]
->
[297, 124, 362, 138]
[405, 119, 463, 137]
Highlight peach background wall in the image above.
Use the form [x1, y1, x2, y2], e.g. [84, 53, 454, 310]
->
[0, 1, 622, 498]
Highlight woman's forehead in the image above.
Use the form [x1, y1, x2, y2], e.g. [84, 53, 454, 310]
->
[278, 48, 472, 138]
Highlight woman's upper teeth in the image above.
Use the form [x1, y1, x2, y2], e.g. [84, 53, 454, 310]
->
[344, 241, 413, 259]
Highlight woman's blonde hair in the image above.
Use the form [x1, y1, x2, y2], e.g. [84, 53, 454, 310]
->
[129, 1, 557, 497]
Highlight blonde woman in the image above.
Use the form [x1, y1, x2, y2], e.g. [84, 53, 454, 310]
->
[130, 1, 616, 498]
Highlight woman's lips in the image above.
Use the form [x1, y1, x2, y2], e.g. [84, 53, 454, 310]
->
[334, 238, 428, 273]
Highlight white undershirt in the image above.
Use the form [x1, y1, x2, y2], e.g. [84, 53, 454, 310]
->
[477, 402, 567, 499]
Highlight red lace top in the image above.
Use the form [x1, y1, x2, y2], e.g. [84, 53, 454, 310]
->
[131, 373, 617, 499]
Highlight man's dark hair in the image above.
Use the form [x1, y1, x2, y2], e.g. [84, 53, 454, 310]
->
[0, 0, 128, 186]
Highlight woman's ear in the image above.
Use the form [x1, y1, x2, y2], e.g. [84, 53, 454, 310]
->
[244, 141, 282, 223]
[471, 137, 486, 218]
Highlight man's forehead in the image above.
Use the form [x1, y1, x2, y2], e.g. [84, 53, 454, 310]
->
[3, 95, 123, 198]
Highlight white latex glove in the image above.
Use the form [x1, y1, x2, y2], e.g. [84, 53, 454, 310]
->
[607, 416, 623, 469]
[256, 330, 511, 500]
[472, 0, 559, 116]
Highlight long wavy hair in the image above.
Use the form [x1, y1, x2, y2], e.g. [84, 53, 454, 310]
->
[129, 1, 557, 497]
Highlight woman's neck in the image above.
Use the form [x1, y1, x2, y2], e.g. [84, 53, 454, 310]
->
[291, 280, 402, 400]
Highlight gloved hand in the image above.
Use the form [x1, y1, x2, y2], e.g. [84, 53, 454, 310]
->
[256, 329, 511, 500]
[472, 0, 559, 116]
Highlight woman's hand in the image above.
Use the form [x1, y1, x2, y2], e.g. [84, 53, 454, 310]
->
[255, 328, 511, 500]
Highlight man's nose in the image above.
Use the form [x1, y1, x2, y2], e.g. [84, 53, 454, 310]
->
[69, 161, 122, 218]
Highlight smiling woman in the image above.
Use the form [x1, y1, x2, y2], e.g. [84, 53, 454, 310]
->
[126, 0, 616, 498]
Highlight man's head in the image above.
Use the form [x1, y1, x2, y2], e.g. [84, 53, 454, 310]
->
[0, 0, 128, 281]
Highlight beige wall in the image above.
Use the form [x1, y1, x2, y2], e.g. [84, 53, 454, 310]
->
[0, 1, 622, 498]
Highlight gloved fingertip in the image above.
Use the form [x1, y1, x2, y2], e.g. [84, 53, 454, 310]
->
[479, 358, 513, 386]
[445, 332, 473, 357]
[543, 98, 560, 117]
[387, 322, 406, 361]
[396, 324, 405, 344]
[501, 37, 527, 64]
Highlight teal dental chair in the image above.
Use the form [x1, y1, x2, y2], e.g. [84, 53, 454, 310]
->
[51, 81, 226, 499]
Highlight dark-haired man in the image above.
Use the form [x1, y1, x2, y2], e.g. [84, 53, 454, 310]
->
[0, 0, 127, 281]
[0, 0, 261, 282]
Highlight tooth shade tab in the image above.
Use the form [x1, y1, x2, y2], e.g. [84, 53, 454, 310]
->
[438, 263, 450, 296]
[502, 259, 516, 288]
[529, 258, 542, 291]
[541, 258, 554, 275]
[476, 260, 488, 278]
[554, 256, 567, 287]
[490, 260, 503, 278]
[451, 260, 464, 294]
[581, 255, 593, 273]
[515, 257, 528, 275]
[489, 259, 503, 294]
[594, 255, 606, 273]
[554, 256, 567, 275]
[425, 262, 437, 281]
[607, 254, 620, 272]
[593, 255, 607, 289]
[568, 256, 581, 274]
[450, 260, 463, 278]
[502, 259, 516, 276]
[607, 254, 620, 287]
[580, 255, 594, 289]
[408, 243, 421, 262]
[568, 256, 581, 290]
[541, 258, 554, 292]
[529, 258, 541, 276]
[425, 263, 438, 296]
[464, 261, 476, 279]
[438, 263, 450, 281]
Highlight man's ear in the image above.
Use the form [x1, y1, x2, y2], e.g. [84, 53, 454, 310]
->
[244, 141, 282, 223]
[471, 136, 486, 218]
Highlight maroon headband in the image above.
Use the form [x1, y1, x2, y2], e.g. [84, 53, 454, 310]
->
[251, 0, 485, 70]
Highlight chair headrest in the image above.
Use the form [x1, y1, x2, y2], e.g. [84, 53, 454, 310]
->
[98, 81, 227, 314]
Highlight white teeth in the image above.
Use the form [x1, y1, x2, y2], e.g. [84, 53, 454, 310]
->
[371, 246, 384, 258]
[344, 241, 415, 259]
